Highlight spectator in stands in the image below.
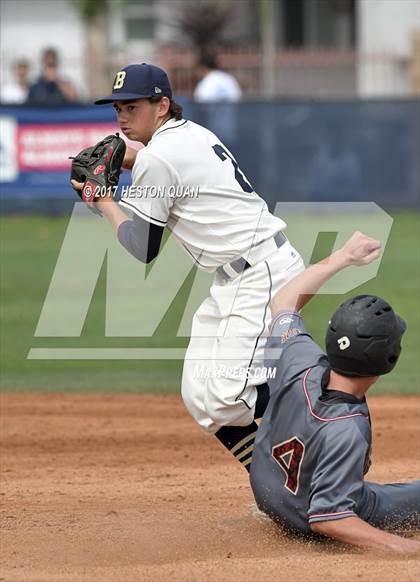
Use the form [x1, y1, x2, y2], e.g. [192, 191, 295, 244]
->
[193, 52, 241, 150]
[26, 48, 78, 106]
[0, 59, 30, 104]
[194, 52, 242, 102]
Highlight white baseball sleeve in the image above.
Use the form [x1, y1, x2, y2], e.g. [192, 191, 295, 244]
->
[119, 150, 179, 226]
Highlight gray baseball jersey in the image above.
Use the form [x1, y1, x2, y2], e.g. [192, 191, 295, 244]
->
[250, 311, 420, 535]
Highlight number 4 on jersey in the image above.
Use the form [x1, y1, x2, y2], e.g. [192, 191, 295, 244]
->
[272, 437, 305, 495]
[212, 144, 254, 193]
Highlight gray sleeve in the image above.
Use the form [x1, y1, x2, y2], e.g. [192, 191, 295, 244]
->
[308, 421, 369, 524]
[117, 215, 164, 264]
[362, 481, 420, 530]
[264, 311, 325, 387]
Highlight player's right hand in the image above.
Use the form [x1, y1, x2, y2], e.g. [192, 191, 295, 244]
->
[340, 231, 382, 267]
[70, 179, 83, 193]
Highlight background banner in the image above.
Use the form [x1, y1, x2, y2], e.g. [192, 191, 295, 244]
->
[1, 100, 419, 210]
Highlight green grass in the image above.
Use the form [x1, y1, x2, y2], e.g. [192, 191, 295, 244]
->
[0, 212, 419, 394]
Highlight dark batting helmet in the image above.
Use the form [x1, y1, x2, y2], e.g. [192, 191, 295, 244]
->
[325, 295, 406, 377]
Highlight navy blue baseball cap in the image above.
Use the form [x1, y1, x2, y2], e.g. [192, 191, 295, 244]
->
[94, 63, 172, 105]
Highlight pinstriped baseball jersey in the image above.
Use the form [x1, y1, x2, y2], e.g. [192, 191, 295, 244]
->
[250, 311, 420, 534]
[119, 118, 286, 272]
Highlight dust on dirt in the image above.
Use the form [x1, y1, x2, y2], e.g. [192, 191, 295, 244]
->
[1, 394, 419, 582]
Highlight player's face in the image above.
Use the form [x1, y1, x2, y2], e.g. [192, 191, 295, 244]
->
[113, 99, 168, 145]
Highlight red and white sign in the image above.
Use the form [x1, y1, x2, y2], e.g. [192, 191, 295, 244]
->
[0, 116, 18, 181]
[18, 123, 119, 171]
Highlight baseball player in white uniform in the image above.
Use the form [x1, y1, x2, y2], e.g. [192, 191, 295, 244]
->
[72, 64, 305, 468]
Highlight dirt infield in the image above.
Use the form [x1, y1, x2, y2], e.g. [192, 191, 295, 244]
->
[1, 394, 419, 582]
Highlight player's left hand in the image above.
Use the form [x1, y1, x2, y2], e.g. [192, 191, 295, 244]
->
[340, 231, 382, 266]
[69, 133, 126, 213]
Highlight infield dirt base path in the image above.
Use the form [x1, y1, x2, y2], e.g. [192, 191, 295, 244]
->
[1, 394, 419, 582]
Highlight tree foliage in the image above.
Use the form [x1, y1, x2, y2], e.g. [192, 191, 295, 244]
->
[174, 1, 234, 52]
[70, 0, 126, 22]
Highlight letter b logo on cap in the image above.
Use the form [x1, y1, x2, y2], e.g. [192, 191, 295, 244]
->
[113, 71, 126, 90]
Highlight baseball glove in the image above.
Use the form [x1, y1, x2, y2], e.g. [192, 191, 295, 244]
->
[70, 134, 126, 213]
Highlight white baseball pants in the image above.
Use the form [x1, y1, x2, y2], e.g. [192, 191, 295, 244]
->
[181, 240, 305, 434]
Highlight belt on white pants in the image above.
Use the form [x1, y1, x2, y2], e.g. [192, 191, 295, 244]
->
[216, 231, 288, 281]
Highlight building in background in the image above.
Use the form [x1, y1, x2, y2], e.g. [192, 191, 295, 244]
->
[0, 0, 419, 100]
[358, 0, 420, 96]
[0, 0, 87, 100]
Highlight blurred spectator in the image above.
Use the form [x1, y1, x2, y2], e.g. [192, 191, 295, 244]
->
[193, 52, 242, 150]
[0, 59, 30, 104]
[193, 53, 242, 102]
[26, 48, 78, 105]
